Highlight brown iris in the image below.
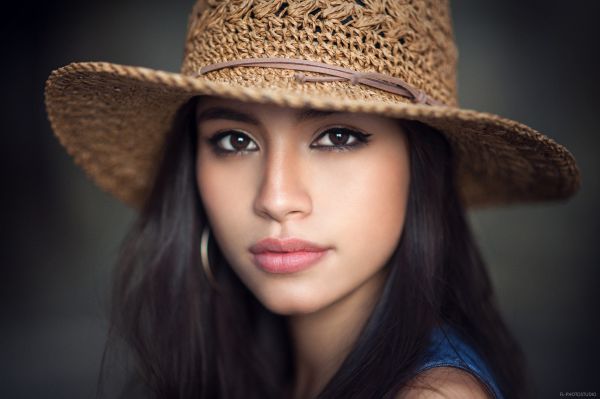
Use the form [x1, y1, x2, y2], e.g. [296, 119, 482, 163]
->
[328, 129, 351, 146]
[230, 132, 251, 151]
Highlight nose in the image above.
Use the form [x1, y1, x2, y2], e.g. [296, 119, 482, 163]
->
[253, 146, 312, 223]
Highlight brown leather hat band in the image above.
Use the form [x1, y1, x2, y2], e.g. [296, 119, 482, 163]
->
[195, 57, 445, 106]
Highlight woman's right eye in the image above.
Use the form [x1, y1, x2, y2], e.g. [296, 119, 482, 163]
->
[207, 130, 258, 156]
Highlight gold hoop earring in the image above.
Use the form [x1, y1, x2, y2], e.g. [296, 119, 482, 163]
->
[201, 225, 219, 289]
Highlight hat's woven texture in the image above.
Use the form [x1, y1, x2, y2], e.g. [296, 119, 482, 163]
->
[183, 0, 457, 106]
[44, 0, 580, 208]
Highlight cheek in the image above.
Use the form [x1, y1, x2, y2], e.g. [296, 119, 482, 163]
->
[318, 147, 410, 259]
[195, 152, 256, 263]
[284, 144, 409, 312]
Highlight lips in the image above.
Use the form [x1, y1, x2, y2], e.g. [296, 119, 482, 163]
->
[249, 237, 331, 274]
[249, 237, 328, 254]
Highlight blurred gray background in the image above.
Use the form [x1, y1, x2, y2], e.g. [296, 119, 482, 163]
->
[2, 0, 598, 397]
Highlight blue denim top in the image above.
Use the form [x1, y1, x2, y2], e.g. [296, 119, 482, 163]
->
[414, 326, 504, 399]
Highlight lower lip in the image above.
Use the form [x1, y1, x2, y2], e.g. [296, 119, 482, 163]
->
[252, 250, 329, 274]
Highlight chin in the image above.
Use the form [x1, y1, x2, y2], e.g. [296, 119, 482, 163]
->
[255, 286, 331, 316]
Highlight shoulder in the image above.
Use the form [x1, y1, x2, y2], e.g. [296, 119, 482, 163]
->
[395, 367, 493, 399]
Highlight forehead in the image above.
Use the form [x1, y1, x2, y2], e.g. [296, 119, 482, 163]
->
[195, 95, 391, 127]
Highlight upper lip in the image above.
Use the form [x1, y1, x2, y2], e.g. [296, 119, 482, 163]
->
[249, 237, 329, 254]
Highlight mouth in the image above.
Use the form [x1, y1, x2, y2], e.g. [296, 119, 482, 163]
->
[249, 237, 331, 274]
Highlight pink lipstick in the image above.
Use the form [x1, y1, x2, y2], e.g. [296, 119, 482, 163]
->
[249, 237, 330, 274]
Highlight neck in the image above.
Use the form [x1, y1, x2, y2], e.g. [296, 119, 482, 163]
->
[286, 266, 389, 399]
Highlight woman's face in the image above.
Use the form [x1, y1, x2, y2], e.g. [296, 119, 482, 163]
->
[195, 96, 410, 315]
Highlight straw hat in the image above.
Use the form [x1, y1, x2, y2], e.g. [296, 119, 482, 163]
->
[44, 0, 580, 209]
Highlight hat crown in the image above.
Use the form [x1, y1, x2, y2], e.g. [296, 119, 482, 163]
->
[181, 0, 459, 107]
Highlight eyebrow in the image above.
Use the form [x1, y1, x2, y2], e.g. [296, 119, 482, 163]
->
[196, 106, 340, 126]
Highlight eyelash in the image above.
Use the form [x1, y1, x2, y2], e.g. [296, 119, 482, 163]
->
[206, 127, 372, 157]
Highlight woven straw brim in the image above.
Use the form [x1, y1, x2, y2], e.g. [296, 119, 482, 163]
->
[44, 62, 580, 209]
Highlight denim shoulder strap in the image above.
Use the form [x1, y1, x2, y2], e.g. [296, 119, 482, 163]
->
[415, 326, 505, 399]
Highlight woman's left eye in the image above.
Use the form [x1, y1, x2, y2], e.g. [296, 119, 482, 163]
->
[311, 127, 372, 152]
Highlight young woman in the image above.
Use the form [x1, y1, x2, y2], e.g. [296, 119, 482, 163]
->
[44, 1, 580, 398]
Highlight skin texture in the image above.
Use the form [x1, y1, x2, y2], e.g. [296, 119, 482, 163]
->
[194, 95, 408, 397]
[399, 367, 493, 399]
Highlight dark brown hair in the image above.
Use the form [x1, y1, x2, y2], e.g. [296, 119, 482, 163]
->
[99, 97, 528, 398]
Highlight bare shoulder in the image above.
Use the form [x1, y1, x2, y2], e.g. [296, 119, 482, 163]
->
[395, 367, 493, 399]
